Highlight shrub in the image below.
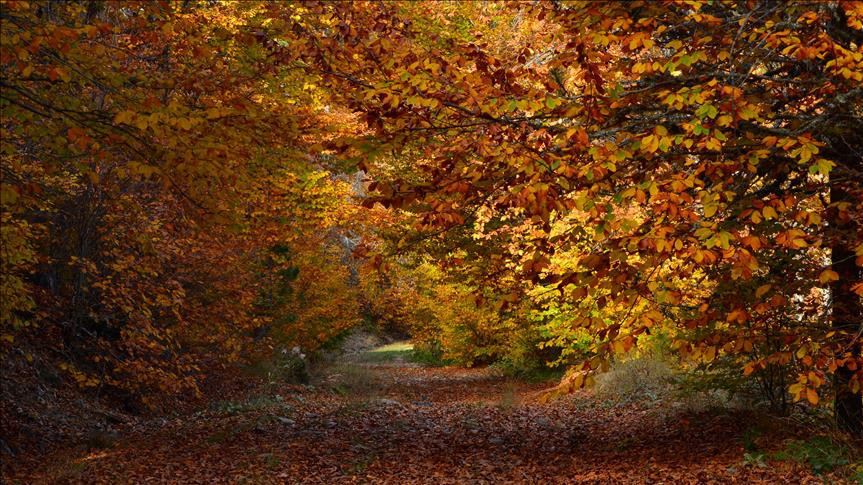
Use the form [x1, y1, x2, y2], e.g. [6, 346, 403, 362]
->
[410, 343, 455, 367]
[594, 354, 675, 405]
[316, 364, 382, 396]
[244, 346, 309, 385]
[772, 435, 854, 475]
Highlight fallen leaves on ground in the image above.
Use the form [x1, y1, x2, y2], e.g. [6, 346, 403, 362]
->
[5, 363, 853, 484]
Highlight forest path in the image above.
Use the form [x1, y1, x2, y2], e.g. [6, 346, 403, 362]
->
[21, 346, 827, 484]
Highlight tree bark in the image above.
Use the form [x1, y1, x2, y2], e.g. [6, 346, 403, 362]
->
[830, 182, 863, 436]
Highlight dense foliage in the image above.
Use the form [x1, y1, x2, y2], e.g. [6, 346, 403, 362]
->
[1, 0, 861, 433]
[0, 0, 367, 405]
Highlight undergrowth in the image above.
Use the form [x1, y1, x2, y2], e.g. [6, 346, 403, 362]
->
[317, 364, 382, 396]
[772, 435, 860, 477]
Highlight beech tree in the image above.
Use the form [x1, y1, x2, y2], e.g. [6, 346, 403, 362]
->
[258, 0, 862, 432]
[0, 0, 362, 405]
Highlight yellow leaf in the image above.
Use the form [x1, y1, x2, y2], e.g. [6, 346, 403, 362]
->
[114, 111, 134, 125]
[705, 137, 721, 151]
[755, 284, 771, 298]
[703, 202, 717, 218]
[818, 269, 839, 284]
[642, 134, 659, 153]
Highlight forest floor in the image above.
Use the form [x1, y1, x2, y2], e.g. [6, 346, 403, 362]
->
[4, 342, 859, 484]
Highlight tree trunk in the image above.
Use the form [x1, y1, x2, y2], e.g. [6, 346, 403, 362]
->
[830, 183, 863, 436]
[823, 2, 863, 437]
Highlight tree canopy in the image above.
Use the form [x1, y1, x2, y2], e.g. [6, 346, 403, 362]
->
[1, 0, 861, 435]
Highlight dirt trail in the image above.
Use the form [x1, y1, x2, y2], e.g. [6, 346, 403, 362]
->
[11, 357, 833, 484]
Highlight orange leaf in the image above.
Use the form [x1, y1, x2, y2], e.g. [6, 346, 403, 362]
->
[818, 269, 839, 284]
[806, 388, 819, 405]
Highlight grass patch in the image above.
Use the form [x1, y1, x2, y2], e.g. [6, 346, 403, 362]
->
[371, 341, 414, 353]
[354, 341, 414, 363]
[353, 341, 457, 366]
[772, 435, 857, 476]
